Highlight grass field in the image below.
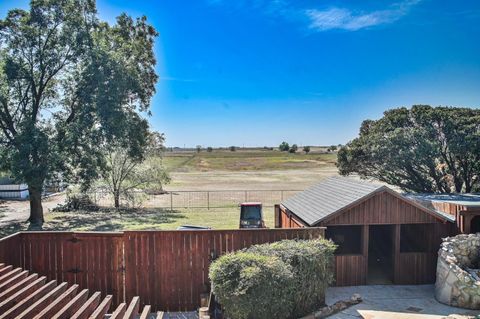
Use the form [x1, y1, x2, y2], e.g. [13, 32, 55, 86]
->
[163, 148, 337, 172]
[0, 148, 338, 237]
[163, 148, 339, 191]
[0, 207, 277, 237]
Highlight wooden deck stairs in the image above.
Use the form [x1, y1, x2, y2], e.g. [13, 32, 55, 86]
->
[0, 262, 164, 319]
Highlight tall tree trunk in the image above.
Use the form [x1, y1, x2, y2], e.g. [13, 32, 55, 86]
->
[114, 190, 120, 208]
[28, 185, 44, 225]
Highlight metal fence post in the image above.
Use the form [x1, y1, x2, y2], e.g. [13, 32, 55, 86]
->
[170, 192, 173, 212]
[207, 191, 210, 210]
[281, 190, 284, 201]
[244, 190, 248, 202]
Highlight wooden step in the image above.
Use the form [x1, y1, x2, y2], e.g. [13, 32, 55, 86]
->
[0, 276, 47, 313]
[70, 291, 101, 319]
[0, 270, 28, 291]
[88, 295, 113, 319]
[51, 289, 90, 319]
[139, 305, 151, 319]
[0, 268, 22, 284]
[0, 279, 57, 319]
[110, 303, 127, 319]
[123, 296, 140, 319]
[0, 263, 160, 318]
[33, 284, 79, 319]
[0, 274, 39, 302]
[17, 282, 68, 318]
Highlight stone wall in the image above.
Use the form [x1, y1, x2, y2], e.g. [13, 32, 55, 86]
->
[435, 233, 480, 309]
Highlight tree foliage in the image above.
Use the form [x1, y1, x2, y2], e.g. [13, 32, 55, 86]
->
[303, 146, 310, 154]
[337, 105, 480, 193]
[0, 0, 158, 224]
[102, 132, 170, 208]
[279, 141, 289, 152]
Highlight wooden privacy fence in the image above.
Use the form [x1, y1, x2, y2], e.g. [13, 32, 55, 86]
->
[0, 228, 325, 311]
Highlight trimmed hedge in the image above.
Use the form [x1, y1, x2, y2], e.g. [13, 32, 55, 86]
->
[209, 239, 336, 319]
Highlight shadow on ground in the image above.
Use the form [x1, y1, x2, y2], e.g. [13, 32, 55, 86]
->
[0, 208, 187, 238]
[45, 208, 187, 232]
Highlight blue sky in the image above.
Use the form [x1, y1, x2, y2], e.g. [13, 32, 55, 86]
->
[1, 0, 480, 147]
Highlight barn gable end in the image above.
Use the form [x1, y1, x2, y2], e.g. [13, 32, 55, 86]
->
[318, 189, 448, 226]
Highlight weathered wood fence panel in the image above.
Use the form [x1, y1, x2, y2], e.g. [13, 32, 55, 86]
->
[124, 228, 325, 311]
[19, 232, 125, 306]
[0, 228, 325, 311]
[0, 233, 22, 267]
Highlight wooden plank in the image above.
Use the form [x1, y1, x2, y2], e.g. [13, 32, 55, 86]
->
[0, 270, 28, 290]
[70, 291, 101, 319]
[16, 282, 68, 319]
[0, 268, 21, 284]
[51, 289, 90, 319]
[0, 276, 47, 313]
[140, 305, 151, 319]
[123, 296, 140, 319]
[110, 303, 127, 319]
[0, 279, 57, 319]
[0, 265, 13, 276]
[88, 295, 112, 319]
[0, 274, 38, 302]
[33, 284, 79, 319]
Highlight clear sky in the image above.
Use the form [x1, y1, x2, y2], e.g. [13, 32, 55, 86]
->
[1, 0, 480, 147]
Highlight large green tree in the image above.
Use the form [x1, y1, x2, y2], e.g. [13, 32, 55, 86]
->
[0, 0, 158, 225]
[337, 105, 480, 193]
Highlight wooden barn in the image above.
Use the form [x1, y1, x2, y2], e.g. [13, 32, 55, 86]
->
[275, 177, 480, 286]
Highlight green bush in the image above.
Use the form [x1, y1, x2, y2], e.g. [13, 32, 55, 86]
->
[247, 239, 336, 317]
[209, 239, 336, 319]
[209, 252, 294, 319]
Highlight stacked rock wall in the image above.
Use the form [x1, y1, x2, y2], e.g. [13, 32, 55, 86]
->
[435, 233, 480, 309]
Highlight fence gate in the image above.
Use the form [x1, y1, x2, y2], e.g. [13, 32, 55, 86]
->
[21, 232, 125, 307]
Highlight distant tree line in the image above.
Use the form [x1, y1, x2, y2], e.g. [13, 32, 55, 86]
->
[279, 142, 312, 154]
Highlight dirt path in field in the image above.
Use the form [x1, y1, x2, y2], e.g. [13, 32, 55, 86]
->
[0, 193, 65, 231]
[167, 167, 339, 191]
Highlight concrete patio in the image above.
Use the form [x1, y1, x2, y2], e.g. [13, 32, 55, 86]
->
[326, 285, 480, 319]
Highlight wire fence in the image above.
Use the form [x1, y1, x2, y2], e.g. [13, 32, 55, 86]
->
[87, 189, 302, 210]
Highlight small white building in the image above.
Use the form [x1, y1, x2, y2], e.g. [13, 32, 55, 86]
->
[0, 183, 29, 199]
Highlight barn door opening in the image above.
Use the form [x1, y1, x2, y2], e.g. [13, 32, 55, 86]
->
[368, 225, 394, 284]
[471, 216, 480, 233]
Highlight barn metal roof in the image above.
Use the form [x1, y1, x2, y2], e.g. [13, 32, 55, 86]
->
[404, 193, 480, 207]
[281, 176, 455, 226]
[281, 176, 385, 226]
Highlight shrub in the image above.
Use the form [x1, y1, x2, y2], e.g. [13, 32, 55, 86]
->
[210, 252, 294, 319]
[207, 147, 213, 152]
[303, 146, 311, 154]
[289, 144, 298, 153]
[246, 239, 336, 317]
[209, 239, 336, 319]
[229, 146, 236, 152]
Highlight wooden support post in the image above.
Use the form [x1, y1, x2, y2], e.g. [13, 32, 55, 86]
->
[362, 225, 369, 285]
[393, 224, 401, 284]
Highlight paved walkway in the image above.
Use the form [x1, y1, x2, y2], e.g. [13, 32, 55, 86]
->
[326, 285, 480, 319]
